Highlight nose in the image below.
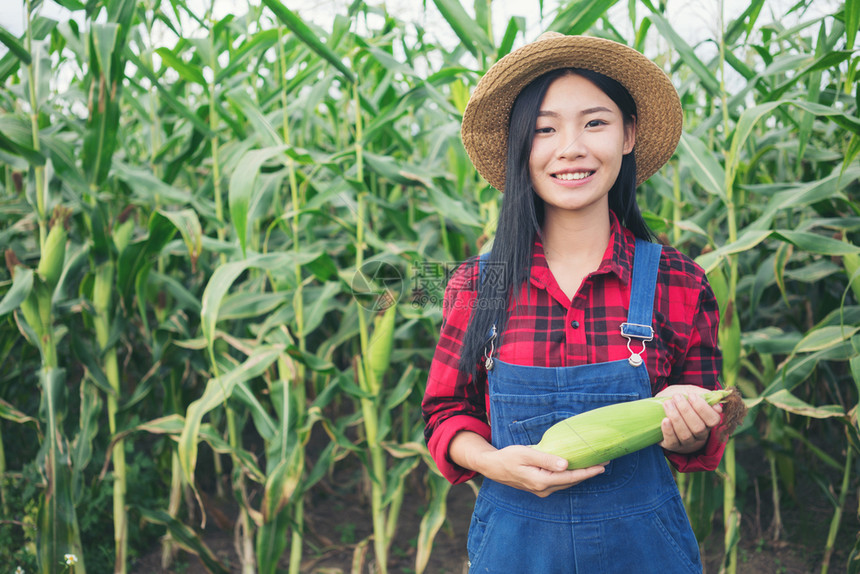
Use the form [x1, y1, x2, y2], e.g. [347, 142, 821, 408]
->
[558, 127, 586, 158]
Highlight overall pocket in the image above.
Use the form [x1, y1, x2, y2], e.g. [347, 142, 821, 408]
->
[496, 391, 642, 492]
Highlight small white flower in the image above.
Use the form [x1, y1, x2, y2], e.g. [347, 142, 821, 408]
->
[16, 567, 25, 574]
[64, 554, 78, 566]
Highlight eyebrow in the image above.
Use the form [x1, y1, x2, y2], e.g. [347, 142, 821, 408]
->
[537, 106, 615, 117]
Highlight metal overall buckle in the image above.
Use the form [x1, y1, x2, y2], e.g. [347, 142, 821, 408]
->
[620, 322, 654, 367]
[483, 324, 497, 371]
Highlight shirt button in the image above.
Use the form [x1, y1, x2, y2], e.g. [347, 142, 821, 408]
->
[570, 320, 579, 329]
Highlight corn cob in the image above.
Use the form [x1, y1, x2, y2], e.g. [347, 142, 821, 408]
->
[37, 207, 70, 288]
[532, 388, 745, 469]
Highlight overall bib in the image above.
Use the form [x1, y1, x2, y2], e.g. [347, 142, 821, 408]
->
[467, 240, 702, 574]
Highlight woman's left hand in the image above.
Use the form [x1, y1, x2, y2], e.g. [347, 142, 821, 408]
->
[655, 385, 723, 454]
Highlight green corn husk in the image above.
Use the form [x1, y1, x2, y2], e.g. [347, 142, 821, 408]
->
[37, 207, 70, 289]
[532, 389, 744, 469]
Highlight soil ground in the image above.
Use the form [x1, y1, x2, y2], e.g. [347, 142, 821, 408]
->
[131, 439, 858, 574]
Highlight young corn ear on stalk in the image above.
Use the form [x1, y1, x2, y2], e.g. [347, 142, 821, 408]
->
[533, 388, 746, 469]
[37, 206, 70, 289]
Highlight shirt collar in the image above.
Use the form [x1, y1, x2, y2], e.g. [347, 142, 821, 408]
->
[530, 211, 635, 289]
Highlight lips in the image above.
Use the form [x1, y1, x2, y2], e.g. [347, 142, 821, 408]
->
[552, 171, 595, 181]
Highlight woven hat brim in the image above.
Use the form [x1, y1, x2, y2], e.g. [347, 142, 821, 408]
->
[461, 34, 682, 191]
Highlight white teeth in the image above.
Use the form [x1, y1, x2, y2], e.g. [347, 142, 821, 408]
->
[554, 171, 593, 181]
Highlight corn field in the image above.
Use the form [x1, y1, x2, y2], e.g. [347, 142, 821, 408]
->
[1, 0, 860, 572]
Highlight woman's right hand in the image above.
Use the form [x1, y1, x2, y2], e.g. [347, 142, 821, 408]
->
[477, 445, 606, 497]
[449, 431, 606, 498]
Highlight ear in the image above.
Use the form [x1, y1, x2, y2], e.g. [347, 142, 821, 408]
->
[623, 116, 636, 155]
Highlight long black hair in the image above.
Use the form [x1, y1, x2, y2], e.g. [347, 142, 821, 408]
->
[458, 68, 652, 375]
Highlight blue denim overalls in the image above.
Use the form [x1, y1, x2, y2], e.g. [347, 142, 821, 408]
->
[468, 240, 702, 573]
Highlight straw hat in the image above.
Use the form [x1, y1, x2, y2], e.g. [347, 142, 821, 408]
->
[461, 32, 682, 191]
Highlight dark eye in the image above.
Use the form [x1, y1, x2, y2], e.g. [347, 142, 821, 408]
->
[586, 119, 606, 128]
[535, 126, 554, 134]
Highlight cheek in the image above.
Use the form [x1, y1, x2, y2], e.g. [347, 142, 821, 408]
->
[530, 137, 556, 162]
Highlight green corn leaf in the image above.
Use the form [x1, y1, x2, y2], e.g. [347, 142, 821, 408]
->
[0, 24, 32, 64]
[155, 46, 206, 85]
[150, 271, 201, 313]
[844, 134, 860, 179]
[218, 292, 288, 321]
[497, 16, 525, 58]
[848, 0, 860, 50]
[115, 209, 183, 315]
[433, 0, 494, 59]
[260, 451, 302, 522]
[82, 23, 122, 187]
[706, 264, 729, 316]
[256, 505, 292, 574]
[260, 0, 355, 83]
[215, 28, 279, 83]
[722, 0, 765, 42]
[225, 88, 281, 147]
[765, 389, 845, 419]
[232, 381, 278, 441]
[40, 132, 86, 194]
[0, 398, 39, 426]
[178, 345, 282, 483]
[136, 414, 186, 436]
[416, 470, 451, 574]
[773, 242, 792, 307]
[137, 507, 230, 574]
[677, 133, 726, 199]
[385, 365, 418, 410]
[126, 52, 214, 136]
[774, 230, 860, 256]
[229, 146, 288, 256]
[0, 265, 33, 316]
[549, 0, 621, 35]
[850, 352, 860, 406]
[756, 166, 860, 227]
[200, 252, 308, 360]
[768, 51, 853, 101]
[156, 209, 203, 267]
[71, 381, 101, 494]
[640, 3, 720, 96]
[0, 16, 56, 84]
[795, 325, 860, 354]
[52, 0, 85, 9]
[0, 115, 46, 164]
[695, 229, 772, 273]
[114, 162, 195, 205]
[302, 281, 341, 335]
[766, 343, 855, 395]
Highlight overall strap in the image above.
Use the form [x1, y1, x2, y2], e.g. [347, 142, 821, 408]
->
[621, 239, 662, 366]
[479, 251, 491, 280]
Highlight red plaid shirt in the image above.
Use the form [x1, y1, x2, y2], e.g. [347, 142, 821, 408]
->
[422, 214, 725, 484]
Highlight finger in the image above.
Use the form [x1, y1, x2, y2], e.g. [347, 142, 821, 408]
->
[668, 396, 710, 442]
[555, 464, 606, 487]
[529, 464, 606, 497]
[659, 416, 680, 450]
[688, 394, 723, 427]
[663, 397, 697, 444]
[525, 448, 572, 472]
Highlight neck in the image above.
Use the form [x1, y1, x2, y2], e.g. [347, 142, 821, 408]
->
[541, 205, 611, 262]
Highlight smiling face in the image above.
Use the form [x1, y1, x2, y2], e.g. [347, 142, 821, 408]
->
[528, 72, 636, 221]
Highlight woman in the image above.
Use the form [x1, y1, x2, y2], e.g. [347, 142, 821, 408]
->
[422, 33, 727, 572]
